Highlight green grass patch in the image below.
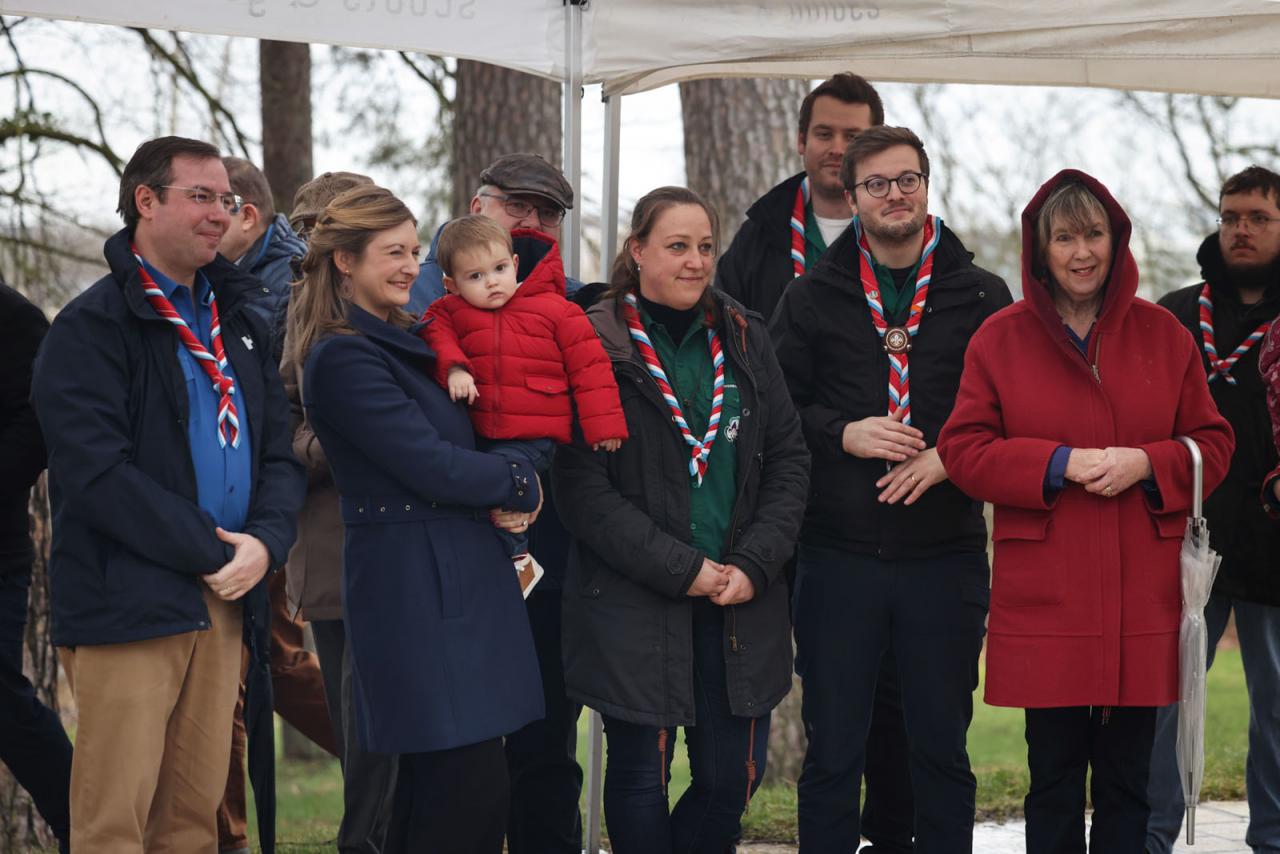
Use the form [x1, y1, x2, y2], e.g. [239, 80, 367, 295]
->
[256, 649, 1248, 850]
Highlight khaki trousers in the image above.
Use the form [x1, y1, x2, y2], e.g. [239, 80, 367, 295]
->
[60, 584, 242, 854]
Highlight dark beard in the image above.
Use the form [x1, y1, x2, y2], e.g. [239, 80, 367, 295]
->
[864, 208, 926, 244]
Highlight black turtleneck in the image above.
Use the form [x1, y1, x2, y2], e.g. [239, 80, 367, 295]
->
[638, 292, 702, 342]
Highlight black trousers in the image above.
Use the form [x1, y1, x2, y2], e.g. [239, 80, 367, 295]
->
[400, 738, 509, 854]
[1025, 705, 1156, 854]
[504, 586, 584, 854]
[794, 547, 988, 854]
[0, 571, 72, 853]
[861, 653, 916, 854]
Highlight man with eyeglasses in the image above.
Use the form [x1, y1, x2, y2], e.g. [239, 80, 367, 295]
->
[31, 136, 304, 851]
[771, 126, 1011, 853]
[1147, 165, 1280, 854]
[406, 152, 581, 316]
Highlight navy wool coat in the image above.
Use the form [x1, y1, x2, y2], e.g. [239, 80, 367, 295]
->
[303, 303, 544, 754]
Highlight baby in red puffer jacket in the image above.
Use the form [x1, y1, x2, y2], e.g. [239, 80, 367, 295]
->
[420, 216, 628, 570]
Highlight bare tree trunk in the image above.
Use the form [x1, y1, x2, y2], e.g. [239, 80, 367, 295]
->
[451, 61, 561, 217]
[680, 78, 810, 251]
[259, 40, 314, 217]
[680, 77, 812, 784]
[0, 477, 59, 851]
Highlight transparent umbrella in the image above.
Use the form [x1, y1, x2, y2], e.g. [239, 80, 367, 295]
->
[1175, 436, 1223, 846]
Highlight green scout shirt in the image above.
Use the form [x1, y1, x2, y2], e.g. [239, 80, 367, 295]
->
[639, 308, 742, 563]
[802, 205, 830, 270]
[871, 258, 922, 326]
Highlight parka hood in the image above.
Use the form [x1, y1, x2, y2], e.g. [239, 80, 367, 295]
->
[1020, 169, 1139, 342]
[511, 227, 566, 299]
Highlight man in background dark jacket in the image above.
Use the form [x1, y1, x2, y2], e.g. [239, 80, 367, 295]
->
[31, 136, 304, 852]
[0, 280, 72, 854]
[217, 156, 337, 854]
[1148, 165, 1280, 854]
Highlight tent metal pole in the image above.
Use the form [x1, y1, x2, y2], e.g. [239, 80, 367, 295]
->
[582, 88, 621, 854]
[562, 0, 585, 281]
[600, 92, 622, 273]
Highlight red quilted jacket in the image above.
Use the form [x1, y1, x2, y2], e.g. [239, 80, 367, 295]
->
[420, 230, 627, 446]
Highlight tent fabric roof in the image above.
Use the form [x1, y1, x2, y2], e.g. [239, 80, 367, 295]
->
[9, 0, 1280, 98]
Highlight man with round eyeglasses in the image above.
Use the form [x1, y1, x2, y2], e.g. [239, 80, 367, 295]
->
[406, 152, 582, 315]
[1148, 165, 1280, 854]
[771, 125, 1011, 853]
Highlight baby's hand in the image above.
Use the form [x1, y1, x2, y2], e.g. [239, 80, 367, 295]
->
[593, 437, 624, 453]
[448, 367, 478, 404]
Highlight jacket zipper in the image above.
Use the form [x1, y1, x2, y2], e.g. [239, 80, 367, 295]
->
[1091, 332, 1103, 384]
[492, 312, 503, 413]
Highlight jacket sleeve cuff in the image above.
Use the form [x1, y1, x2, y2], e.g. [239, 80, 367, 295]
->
[725, 551, 769, 597]
[1044, 445, 1071, 494]
[506, 461, 541, 512]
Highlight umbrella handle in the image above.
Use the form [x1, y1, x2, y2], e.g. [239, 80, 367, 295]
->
[1177, 436, 1204, 520]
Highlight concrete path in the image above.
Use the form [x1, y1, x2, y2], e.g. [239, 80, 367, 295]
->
[734, 800, 1251, 853]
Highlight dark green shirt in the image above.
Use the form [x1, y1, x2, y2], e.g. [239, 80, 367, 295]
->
[871, 258, 922, 325]
[802, 205, 830, 270]
[639, 307, 742, 562]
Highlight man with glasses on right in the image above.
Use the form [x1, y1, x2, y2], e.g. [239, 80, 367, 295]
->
[1148, 165, 1280, 854]
[772, 126, 1010, 853]
[407, 153, 581, 315]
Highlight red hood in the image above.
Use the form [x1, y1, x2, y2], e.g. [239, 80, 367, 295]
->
[1020, 169, 1139, 342]
[510, 228, 566, 300]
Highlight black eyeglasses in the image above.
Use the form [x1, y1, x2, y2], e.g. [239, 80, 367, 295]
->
[477, 191, 565, 227]
[1218, 212, 1280, 232]
[851, 171, 928, 199]
[156, 185, 243, 214]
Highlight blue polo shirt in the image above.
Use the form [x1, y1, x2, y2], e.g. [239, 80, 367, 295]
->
[142, 259, 253, 532]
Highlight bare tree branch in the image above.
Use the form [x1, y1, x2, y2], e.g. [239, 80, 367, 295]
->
[132, 28, 252, 157]
[0, 117, 123, 173]
[398, 52, 452, 107]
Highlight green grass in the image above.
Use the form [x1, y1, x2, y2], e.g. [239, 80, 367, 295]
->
[254, 649, 1250, 850]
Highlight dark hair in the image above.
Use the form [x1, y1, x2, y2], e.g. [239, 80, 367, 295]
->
[1220, 165, 1280, 206]
[799, 73, 885, 137]
[223, 156, 275, 219]
[606, 186, 719, 314]
[436, 215, 513, 278]
[117, 136, 221, 230]
[840, 126, 931, 192]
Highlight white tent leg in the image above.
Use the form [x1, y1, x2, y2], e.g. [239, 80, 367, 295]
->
[561, 0, 585, 280]
[582, 90, 621, 854]
[599, 93, 622, 274]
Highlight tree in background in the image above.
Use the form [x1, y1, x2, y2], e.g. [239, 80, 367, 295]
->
[260, 40, 313, 215]
[451, 60, 561, 217]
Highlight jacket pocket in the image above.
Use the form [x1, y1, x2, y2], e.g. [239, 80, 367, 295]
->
[526, 375, 569, 395]
[991, 507, 1063, 606]
[1151, 511, 1188, 540]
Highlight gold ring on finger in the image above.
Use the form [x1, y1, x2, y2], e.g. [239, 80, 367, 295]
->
[1103, 485, 1114, 497]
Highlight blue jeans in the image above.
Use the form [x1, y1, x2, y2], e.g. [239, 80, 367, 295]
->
[601, 600, 770, 854]
[0, 571, 73, 853]
[794, 546, 989, 854]
[483, 437, 555, 558]
[1147, 593, 1280, 853]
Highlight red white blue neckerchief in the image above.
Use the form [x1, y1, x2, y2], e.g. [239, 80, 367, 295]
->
[790, 177, 810, 278]
[852, 214, 942, 426]
[1199, 282, 1272, 384]
[623, 293, 724, 487]
[133, 245, 241, 448]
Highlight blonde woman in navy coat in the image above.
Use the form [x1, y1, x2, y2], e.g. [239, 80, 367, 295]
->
[287, 185, 544, 854]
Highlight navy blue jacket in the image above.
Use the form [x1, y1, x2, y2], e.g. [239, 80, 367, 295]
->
[0, 284, 48, 576]
[32, 229, 305, 647]
[236, 213, 306, 332]
[303, 304, 545, 753]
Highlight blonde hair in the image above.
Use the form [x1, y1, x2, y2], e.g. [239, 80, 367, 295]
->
[436, 214, 513, 278]
[285, 184, 417, 368]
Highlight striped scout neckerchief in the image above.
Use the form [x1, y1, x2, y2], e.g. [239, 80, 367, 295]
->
[1199, 282, 1273, 384]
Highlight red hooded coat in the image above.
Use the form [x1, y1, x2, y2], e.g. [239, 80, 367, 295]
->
[421, 230, 627, 446]
[937, 170, 1234, 708]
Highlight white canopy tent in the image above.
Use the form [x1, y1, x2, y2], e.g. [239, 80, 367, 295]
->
[10, 0, 1280, 848]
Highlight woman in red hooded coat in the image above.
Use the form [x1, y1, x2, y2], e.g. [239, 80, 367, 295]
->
[938, 170, 1234, 853]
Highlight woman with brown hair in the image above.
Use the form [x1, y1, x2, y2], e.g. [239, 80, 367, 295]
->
[286, 184, 544, 853]
[553, 186, 810, 853]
